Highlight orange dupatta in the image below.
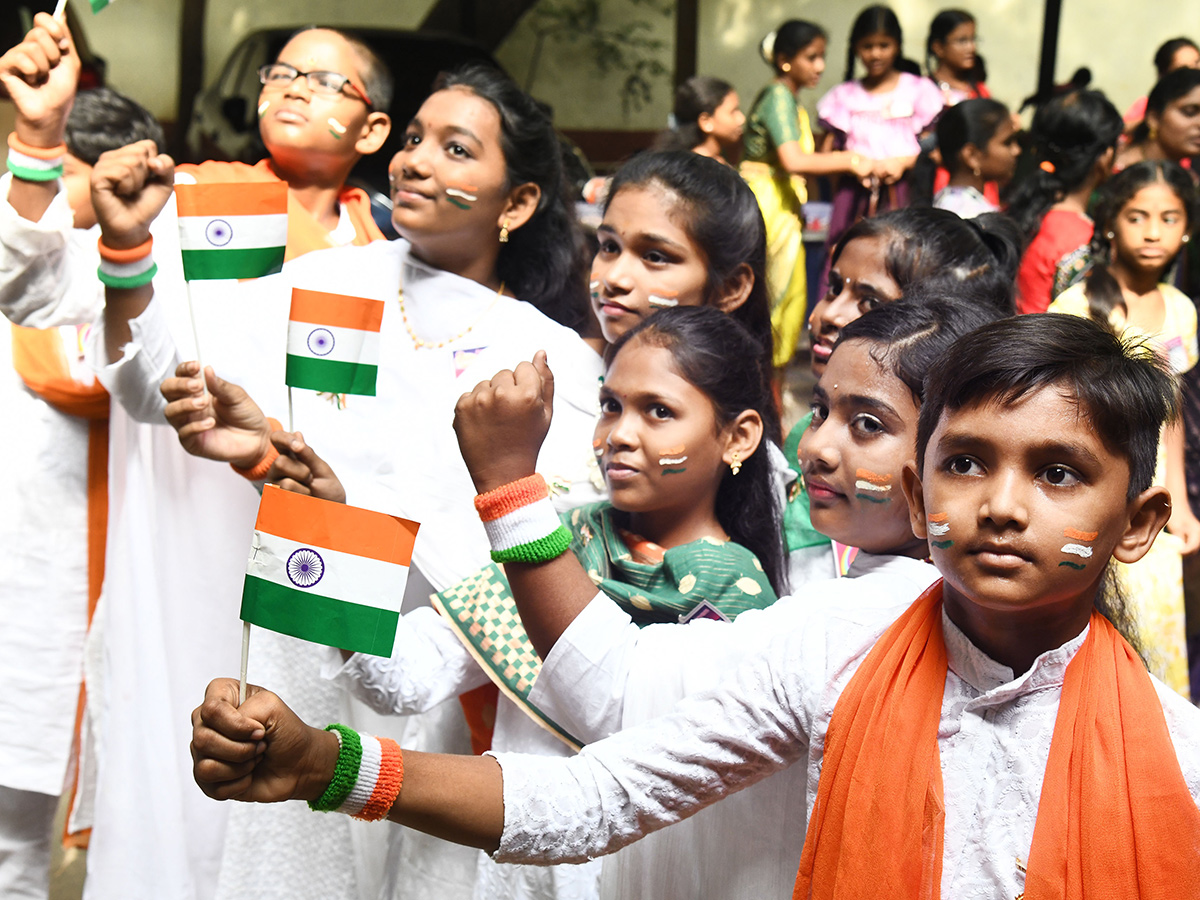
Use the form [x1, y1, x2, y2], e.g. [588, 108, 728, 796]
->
[793, 580, 1200, 900]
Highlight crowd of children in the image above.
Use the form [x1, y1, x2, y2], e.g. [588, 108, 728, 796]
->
[2, 5, 1200, 900]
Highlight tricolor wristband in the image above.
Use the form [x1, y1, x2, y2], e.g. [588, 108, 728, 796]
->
[231, 418, 283, 481]
[97, 235, 156, 289]
[474, 474, 572, 564]
[308, 724, 404, 822]
[6, 133, 65, 182]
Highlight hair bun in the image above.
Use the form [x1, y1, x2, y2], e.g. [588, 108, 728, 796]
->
[760, 30, 777, 66]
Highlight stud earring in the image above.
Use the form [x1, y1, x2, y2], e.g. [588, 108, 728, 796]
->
[972, 166, 981, 177]
[730, 451, 742, 476]
[1184, 234, 1192, 244]
[781, 63, 791, 72]
[1106, 231, 1115, 240]
[499, 219, 510, 244]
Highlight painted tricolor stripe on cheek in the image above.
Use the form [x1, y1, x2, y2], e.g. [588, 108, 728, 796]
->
[1064, 528, 1098, 541]
[1061, 543, 1094, 559]
[648, 291, 680, 308]
[854, 468, 892, 502]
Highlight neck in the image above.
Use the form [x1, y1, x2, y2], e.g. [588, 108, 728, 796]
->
[776, 74, 801, 95]
[932, 63, 967, 89]
[269, 154, 357, 231]
[1111, 258, 1163, 297]
[407, 233, 504, 293]
[691, 137, 725, 163]
[947, 168, 986, 193]
[1141, 140, 1169, 162]
[941, 581, 1096, 675]
[861, 68, 898, 91]
[1054, 179, 1099, 216]
[627, 499, 725, 550]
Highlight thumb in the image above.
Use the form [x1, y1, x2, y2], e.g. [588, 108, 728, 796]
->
[293, 440, 335, 480]
[532, 350, 555, 413]
[205, 366, 245, 404]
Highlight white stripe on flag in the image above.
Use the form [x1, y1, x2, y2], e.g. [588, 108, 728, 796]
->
[286, 321, 382, 365]
[247, 530, 408, 611]
[178, 213, 289, 252]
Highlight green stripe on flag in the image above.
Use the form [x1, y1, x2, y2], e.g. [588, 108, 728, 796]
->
[181, 246, 284, 280]
[286, 355, 378, 396]
[241, 575, 398, 657]
[90, 0, 112, 11]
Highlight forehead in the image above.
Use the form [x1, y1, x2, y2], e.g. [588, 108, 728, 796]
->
[1167, 86, 1200, 109]
[413, 87, 502, 139]
[277, 30, 360, 76]
[1122, 182, 1185, 211]
[832, 235, 900, 290]
[605, 340, 687, 390]
[604, 184, 699, 245]
[932, 384, 1108, 453]
[822, 340, 916, 410]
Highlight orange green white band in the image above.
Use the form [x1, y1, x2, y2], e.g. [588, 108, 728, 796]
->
[336, 732, 404, 821]
[474, 474, 572, 564]
[7, 133, 65, 182]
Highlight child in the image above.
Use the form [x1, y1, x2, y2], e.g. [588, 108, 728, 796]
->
[443, 298, 993, 900]
[1049, 159, 1200, 696]
[925, 9, 989, 105]
[1117, 68, 1200, 171]
[921, 98, 1019, 218]
[817, 6, 944, 266]
[740, 20, 874, 367]
[1009, 89, 1123, 313]
[652, 77, 744, 166]
[193, 313, 1200, 898]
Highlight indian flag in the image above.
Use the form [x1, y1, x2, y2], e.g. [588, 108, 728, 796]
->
[286, 288, 384, 396]
[241, 486, 419, 657]
[89, 0, 113, 11]
[174, 181, 288, 281]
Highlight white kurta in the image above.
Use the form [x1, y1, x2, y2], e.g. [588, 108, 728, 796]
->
[86, 232, 603, 900]
[492, 584, 1200, 899]
[527, 553, 937, 900]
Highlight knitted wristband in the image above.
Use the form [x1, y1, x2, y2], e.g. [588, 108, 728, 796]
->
[474, 474, 572, 564]
[6, 133, 65, 182]
[308, 724, 362, 813]
[336, 733, 404, 821]
[231, 418, 283, 480]
[97, 235, 156, 289]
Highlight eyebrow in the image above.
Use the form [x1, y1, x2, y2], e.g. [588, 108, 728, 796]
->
[936, 430, 1103, 466]
[444, 124, 482, 145]
[813, 383, 899, 418]
[596, 224, 687, 250]
[829, 268, 891, 297]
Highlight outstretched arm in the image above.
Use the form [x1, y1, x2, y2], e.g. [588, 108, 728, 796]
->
[453, 351, 601, 658]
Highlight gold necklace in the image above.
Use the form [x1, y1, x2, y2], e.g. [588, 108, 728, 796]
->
[397, 275, 504, 350]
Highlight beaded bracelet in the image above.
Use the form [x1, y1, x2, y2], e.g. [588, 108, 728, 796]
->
[97, 235, 156, 289]
[309, 724, 404, 821]
[6, 133, 66, 182]
[474, 474, 572, 564]
[230, 418, 283, 481]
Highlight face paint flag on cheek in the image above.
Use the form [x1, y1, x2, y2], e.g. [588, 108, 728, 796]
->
[854, 469, 892, 503]
[658, 445, 687, 474]
[648, 290, 680, 309]
[1059, 527, 1098, 569]
[327, 117, 347, 140]
[258, 100, 270, 117]
[928, 513, 952, 549]
[445, 184, 479, 210]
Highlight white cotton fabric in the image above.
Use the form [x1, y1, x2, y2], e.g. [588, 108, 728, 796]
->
[495, 581, 1200, 900]
[527, 553, 937, 900]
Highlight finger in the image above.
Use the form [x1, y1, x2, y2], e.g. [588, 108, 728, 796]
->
[147, 152, 175, 180]
[488, 367, 520, 389]
[290, 439, 337, 480]
[200, 678, 266, 739]
[193, 755, 259, 787]
[32, 12, 71, 49]
[174, 360, 201, 378]
[160, 375, 205, 402]
[205, 367, 246, 403]
[532, 350, 555, 410]
[27, 26, 63, 70]
[163, 395, 208, 426]
[267, 455, 314, 486]
[273, 477, 313, 496]
[191, 718, 264, 765]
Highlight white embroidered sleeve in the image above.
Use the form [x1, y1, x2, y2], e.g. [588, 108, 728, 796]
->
[87, 294, 180, 423]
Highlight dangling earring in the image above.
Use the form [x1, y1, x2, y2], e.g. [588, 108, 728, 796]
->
[1148, 123, 1159, 142]
[729, 451, 741, 476]
[499, 218, 510, 244]
[972, 166, 981, 177]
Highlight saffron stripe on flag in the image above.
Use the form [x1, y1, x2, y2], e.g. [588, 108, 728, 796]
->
[286, 356, 378, 396]
[254, 485, 416, 565]
[178, 213, 291, 251]
[180, 246, 285, 280]
[175, 182, 288, 218]
[241, 575, 399, 657]
[291, 288, 385, 332]
[286, 321, 382, 365]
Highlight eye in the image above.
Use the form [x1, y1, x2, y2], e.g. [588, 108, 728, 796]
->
[598, 238, 620, 256]
[1039, 465, 1080, 487]
[599, 396, 620, 416]
[827, 272, 845, 296]
[643, 249, 671, 265]
[446, 141, 471, 158]
[850, 413, 884, 435]
[858, 295, 882, 314]
[648, 403, 674, 420]
[946, 455, 982, 476]
[809, 400, 828, 426]
[402, 131, 421, 148]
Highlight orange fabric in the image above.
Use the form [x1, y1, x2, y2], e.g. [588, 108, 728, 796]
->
[459, 683, 500, 755]
[176, 159, 384, 261]
[793, 580, 1200, 900]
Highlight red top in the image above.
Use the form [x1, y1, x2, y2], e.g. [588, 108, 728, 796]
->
[1016, 209, 1094, 314]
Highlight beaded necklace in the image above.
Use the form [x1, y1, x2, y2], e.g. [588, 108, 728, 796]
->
[397, 272, 505, 350]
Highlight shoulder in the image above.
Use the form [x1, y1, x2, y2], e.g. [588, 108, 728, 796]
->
[1046, 281, 1089, 317]
[1161, 283, 1195, 320]
[818, 80, 860, 117]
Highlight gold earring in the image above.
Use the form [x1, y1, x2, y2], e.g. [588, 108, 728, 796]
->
[1149, 124, 1159, 142]
[1184, 234, 1192, 244]
[972, 166, 981, 177]
[730, 451, 741, 476]
[781, 62, 791, 72]
[499, 219, 510, 244]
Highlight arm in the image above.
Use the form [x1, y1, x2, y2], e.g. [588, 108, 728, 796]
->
[776, 141, 872, 179]
[1164, 417, 1200, 553]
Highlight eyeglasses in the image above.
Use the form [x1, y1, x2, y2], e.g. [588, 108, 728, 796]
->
[258, 63, 372, 107]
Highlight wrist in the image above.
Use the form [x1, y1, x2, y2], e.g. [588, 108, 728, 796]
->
[475, 474, 572, 564]
[298, 726, 342, 802]
[231, 417, 282, 478]
[97, 235, 157, 289]
[7, 132, 65, 183]
[471, 461, 538, 495]
[98, 226, 153, 252]
[13, 118, 68, 152]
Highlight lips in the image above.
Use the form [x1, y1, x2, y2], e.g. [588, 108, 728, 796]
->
[604, 460, 639, 482]
[392, 183, 433, 205]
[804, 474, 844, 504]
[272, 106, 309, 125]
[594, 296, 636, 319]
[811, 339, 835, 365]
[967, 541, 1031, 571]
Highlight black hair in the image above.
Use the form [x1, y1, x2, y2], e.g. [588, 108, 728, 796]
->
[285, 27, 394, 112]
[845, 6, 921, 81]
[917, 313, 1178, 653]
[604, 151, 776, 392]
[1006, 89, 1123, 243]
[828, 207, 1021, 316]
[654, 77, 736, 153]
[1132, 67, 1200, 147]
[837, 296, 1004, 406]
[1081, 160, 1198, 325]
[434, 64, 587, 329]
[765, 20, 827, 72]
[64, 88, 164, 164]
[1154, 37, 1199, 79]
[606, 306, 786, 594]
[925, 9, 985, 86]
[911, 97, 1010, 202]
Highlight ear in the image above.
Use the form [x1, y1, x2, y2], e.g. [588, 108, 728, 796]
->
[721, 409, 764, 467]
[1111, 485, 1171, 565]
[900, 460, 929, 540]
[960, 142, 984, 174]
[930, 38, 946, 60]
[500, 182, 542, 233]
[1096, 146, 1116, 177]
[697, 110, 716, 135]
[353, 111, 392, 156]
[712, 262, 754, 314]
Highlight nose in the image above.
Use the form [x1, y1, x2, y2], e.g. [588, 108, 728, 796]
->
[798, 419, 840, 473]
[978, 468, 1029, 530]
[398, 140, 433, 180]
[282, 71, 312, 100]
[1145, 217, 1161, 241]
[599, 251, 635, 296]
[810, 290, 855, 337]
[605, 411, 638, 451]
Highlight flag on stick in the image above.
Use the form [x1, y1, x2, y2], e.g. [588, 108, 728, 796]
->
[241, 486, 419, 657]
[88, 0, 112, 11]
[175, 182, 288, 280]
[285, 288, 384, 396]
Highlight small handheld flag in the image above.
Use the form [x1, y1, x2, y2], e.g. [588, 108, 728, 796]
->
[286, 288, 384, 396]
[88, 0, 112, 12]
[175, 182, 288, 281]
[241, 486, 419, 657]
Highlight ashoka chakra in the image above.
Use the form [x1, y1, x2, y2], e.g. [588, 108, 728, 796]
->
[286, 548, 325, 588]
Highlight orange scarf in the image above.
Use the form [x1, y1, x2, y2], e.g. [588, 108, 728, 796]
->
[176, 159, 384, 260]
[794, 580, 1200, 900]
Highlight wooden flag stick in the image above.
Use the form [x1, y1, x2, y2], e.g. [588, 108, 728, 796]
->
[53, 0, 68, 19]
[185, 281, 211, 403]
[287, 386, 294, 433]
[238, 621, 251, 704]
